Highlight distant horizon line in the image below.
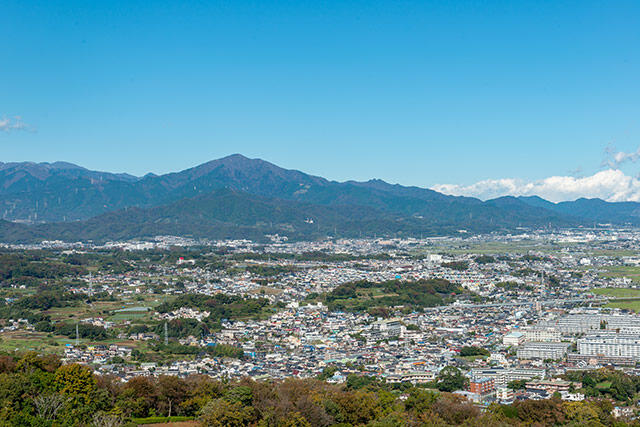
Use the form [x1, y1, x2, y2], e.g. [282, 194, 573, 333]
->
[0, 154, 627, 205]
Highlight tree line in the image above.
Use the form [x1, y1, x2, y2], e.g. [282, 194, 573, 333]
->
[0, 351, 636, 426]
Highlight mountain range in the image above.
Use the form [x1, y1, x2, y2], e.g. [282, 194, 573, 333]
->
[0, 154, 638, 243]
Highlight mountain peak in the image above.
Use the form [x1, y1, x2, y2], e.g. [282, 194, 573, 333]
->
[220, 153, 251, 162]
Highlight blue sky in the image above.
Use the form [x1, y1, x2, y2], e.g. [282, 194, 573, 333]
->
[1, 0, 639, 196]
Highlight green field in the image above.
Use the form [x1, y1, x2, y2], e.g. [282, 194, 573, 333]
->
[588, 287, 640, 311]
[604, 300, 640, 312]
[589, 250, 638, 257]
[109, 311, 152, 321]
[591, 287, 640, 298]
[0, 331, 76, 354]
[417, 241, 558, 255]
[597, 266, 640, 283]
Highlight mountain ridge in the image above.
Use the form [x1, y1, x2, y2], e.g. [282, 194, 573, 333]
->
[0, 155, 637, 242]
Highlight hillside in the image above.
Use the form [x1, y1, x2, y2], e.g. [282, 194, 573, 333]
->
[0, 188, 552, 243]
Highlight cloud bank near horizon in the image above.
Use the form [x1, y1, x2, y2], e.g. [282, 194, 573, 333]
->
[432, 169, 640, 203]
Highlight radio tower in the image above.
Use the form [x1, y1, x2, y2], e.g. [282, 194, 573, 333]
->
[164, 322, 169, 345]
[75, 323, 80, 346]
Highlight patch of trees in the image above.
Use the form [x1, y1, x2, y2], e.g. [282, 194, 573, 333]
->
[436, 366, 468, 392]
[54, 323, 110, 340]
[155, 318, 209, 339]
[564, 368, 640, 401]
[442, 261, 469, 271]
[0, 253, 87, 286]
[245, 265, 297, 277]
[474, 255, 496, 264]
[521, 254, 551, 262]
[12, 290, 83, 310]
[508, 379, 528, 390]
[493, 395, 614, 426]
[495, 281, 534, 292]
[206, 343, 245, 359]
[147, 342, 245, 359]
[514, 268, 537, 277]
[155, 293, 271, 323]
[321, 279, 464, 314]
[459, 346, 490, 357]
[0, 304, 51, 324]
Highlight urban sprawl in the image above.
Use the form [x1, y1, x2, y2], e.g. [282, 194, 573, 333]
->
[4, 229, 640, 419]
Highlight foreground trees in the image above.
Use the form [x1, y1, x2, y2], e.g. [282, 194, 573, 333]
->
[0, 352, 637, 426]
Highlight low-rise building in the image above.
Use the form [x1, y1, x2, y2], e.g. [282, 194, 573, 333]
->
[503, 331, 525, 346]
[469, 377, 495, 395]
[525, 379, 581, 394]
[517, 342, 569, 360]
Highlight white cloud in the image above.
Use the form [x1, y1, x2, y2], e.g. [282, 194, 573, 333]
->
[603, 143, 640, 169]
[432, 169, 640, 203]
[0, 116, 29, 133]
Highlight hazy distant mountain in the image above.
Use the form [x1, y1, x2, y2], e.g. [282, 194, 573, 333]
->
[0, 154, 639, 242]
[0, 187, 577, 243]
[0, 161, 145, 221]
[518, 196, 640, 225]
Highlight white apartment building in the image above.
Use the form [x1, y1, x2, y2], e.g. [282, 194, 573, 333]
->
[372, 318, 404, 338]
[578, 332, 640, 360]
[517, 342, 569, 360]
[523, 327, 561, 342]
[470, 367, 545, 387]
[542, 314, 640, 334]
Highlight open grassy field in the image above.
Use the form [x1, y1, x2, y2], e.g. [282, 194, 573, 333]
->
[0, 330, 75, 354]
[596, 381, 613, 390]
[460, 355, 488, 362]
[597, 266, 640, 283]
[589, 249, 638, 257]
[42, 293, 166, 323]
[109, 311, 152, 321]
[591, 287, 640, 298]
[604, 300, 640, 312]
[418, 241, 558, 255]
[0, 328, 148, 354]
[44, 300, 129, 321]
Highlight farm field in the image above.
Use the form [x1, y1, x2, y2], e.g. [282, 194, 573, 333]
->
[591, 287, 640, 298]
[0, 330, 74, 354]
[604, 300, 640, 312]
[597, 266, 640, 284]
